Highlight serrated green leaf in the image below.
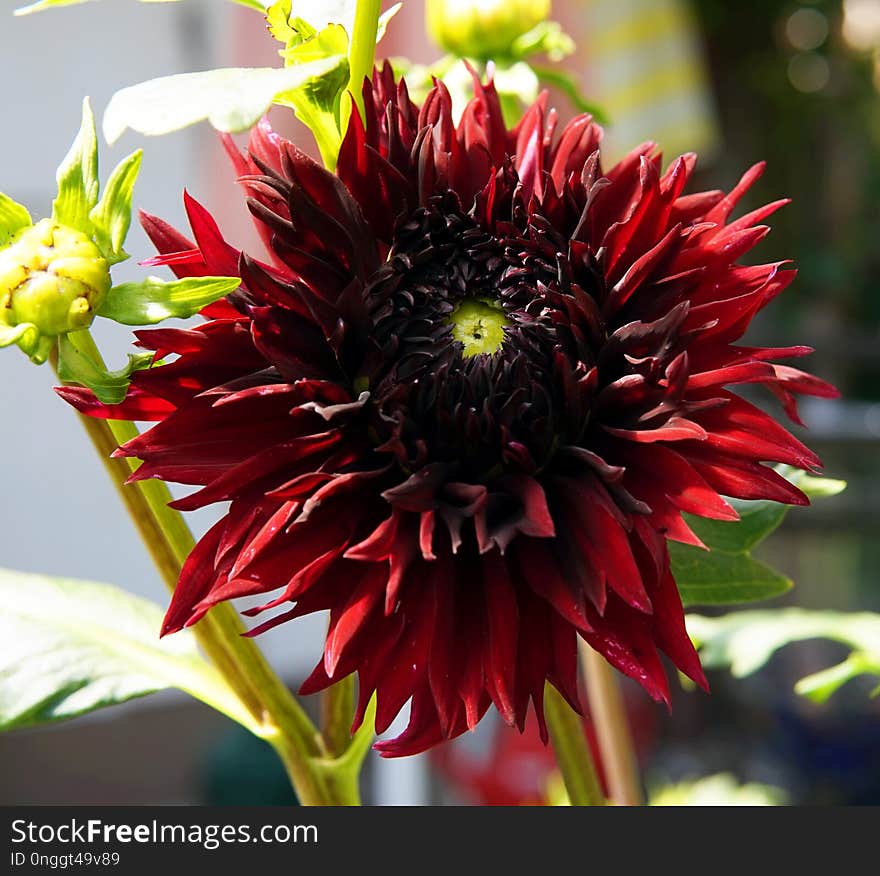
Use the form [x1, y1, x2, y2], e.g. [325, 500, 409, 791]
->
[266, 2, 397, 167]
[280, 20, 350, 62]
[267, 0, 296, 42]
[52, 98, 99, 233]
[103, 60, 345, 144]
[0, 567, 255, 733]
[99, 275, 241, 325]
[15, 0, 267, 16]
[0, 193, 32, 246]
[89, 149, 142, 265]
[671, 543, 792, 606]
[687, 609, 880, 701]
[276, 26, 351, 167]
[57, 331, 154, 404]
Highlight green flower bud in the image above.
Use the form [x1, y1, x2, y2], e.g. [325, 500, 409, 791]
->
[426, 0, 552, 61]
[0, 219, 110, 362]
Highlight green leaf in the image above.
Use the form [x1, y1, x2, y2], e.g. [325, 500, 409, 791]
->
[280, 20, 350, 62]
[52, 98, 99, 234]
[670, 544, 792, 606]
[0, 193, 32, 246]
[671, 469, 845, 606]
[267, 0, 297, 43]
[685, 500, 789, 555]
[99, 275, 241, 325]
[89, 150, 143, 265]
[0, 567, 256, 733]
[779, 464, 847, 499]
[266, 2, 397, 167]
[57, 331, 154, 404]
[276, 26, 352, 167]
[15, 0, 267, 16]
[0, 323, 53, 364]
[103, 60, 346, 144]
[0, 322, 38, 351]
[687, 609, 880, 701]
[685, 468, 847, 555]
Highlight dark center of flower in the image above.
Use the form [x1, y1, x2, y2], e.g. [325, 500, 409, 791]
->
[360, 195, 569, 477]
[448, 297, 510, 357]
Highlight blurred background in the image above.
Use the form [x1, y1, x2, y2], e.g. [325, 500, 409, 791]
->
[0, 0, 877, 805]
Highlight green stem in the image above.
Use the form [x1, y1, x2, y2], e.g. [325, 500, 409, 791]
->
[581, 643, 643, 805]
[312, 758, 362, 807]
[321, 674, 357, 758]
[56, 331, 342, 805]
[313, 693, 378, 806]
[544, 682, 606, 806]
[348, 0, 381, 120]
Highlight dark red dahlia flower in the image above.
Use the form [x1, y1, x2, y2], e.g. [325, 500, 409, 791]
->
[60, 66, 837, 756]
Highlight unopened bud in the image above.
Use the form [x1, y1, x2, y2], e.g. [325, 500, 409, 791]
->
[0, 219, 110, 361]
[426, 0, 552, 61]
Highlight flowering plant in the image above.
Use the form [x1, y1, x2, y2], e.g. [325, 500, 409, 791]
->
[0, 0, 873, 808]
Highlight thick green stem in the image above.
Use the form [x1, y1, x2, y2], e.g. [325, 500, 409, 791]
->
[56, 331, 341, 805]
[581, 642, 644, 805]
[348, 0, 381, 119]
[544, 683, 606, 806]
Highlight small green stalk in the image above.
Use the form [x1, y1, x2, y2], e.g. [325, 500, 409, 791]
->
[581, 643, 643, 805]
[348, 0, 381, 120]
[321, 674, 358, 758]
[544, 683, 607, 806]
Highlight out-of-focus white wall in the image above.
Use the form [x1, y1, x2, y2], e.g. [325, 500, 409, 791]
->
[0, 0, 327, 675]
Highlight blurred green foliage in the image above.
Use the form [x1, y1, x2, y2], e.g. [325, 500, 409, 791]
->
[694, 0, 880, 399]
